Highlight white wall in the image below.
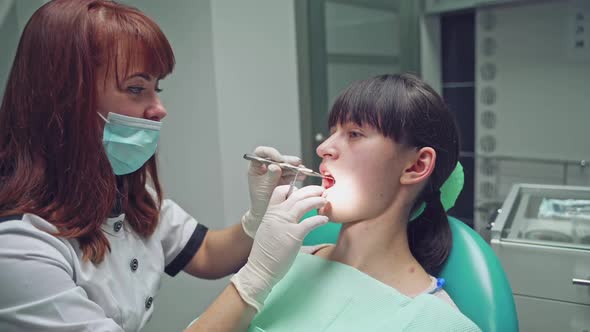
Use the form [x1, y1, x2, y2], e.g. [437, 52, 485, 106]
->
[0, 1, 17, 96]
[211, 0, 302, 227]
[137, 0, 302, 330]
[130, 1, 228, 331]
[0, 0, 48, 97]
[476, 0, 590, 162]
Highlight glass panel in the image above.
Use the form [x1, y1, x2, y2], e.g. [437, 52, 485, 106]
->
[327, 62, 400, 106]
[473, 2, 590, 235]
[496, 159, 564, 198]
[325, 2, 399, 56]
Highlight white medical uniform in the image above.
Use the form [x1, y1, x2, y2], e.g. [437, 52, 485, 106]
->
[0, 198, 208, 332]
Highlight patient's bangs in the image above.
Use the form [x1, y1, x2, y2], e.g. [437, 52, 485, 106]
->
[328, 76, 407, 143]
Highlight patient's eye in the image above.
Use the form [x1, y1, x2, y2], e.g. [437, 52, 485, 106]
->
[348, 130, 363, 139]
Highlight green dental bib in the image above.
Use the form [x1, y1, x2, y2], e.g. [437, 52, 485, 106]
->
[249, 253, 481, 332]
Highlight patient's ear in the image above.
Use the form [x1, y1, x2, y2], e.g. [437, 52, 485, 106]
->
[400, 147, 436, 185]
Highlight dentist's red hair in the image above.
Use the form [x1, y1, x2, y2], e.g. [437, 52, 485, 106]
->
[0, 0, 175, 263]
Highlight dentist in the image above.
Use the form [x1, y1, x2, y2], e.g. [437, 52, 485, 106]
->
[0, 1, 327, 331]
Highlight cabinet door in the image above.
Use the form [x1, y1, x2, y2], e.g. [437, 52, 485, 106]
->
[497, 242, 590, 305]
[514, 294, 590, 332]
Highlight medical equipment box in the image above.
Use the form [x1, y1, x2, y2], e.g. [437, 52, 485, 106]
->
[491, 184, 590, 331]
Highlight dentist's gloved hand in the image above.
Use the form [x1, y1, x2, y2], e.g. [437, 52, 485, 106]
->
[242, 146, 304, 238]
[232, 185, 328, 312]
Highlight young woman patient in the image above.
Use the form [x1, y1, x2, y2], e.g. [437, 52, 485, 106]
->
[246, 73, 481, 331]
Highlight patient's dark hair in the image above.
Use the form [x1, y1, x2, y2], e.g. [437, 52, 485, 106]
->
[328, 73, 460, 276]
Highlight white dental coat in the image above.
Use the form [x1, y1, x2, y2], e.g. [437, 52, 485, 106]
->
[0, 199, 207, 332]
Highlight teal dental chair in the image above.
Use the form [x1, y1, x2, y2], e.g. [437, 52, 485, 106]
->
[302, 213, 519, 332]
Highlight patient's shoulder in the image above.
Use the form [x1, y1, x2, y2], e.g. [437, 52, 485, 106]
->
[422, 276, 459, 310]
[434, 289, 459, 310]
[401, 295, 482, 332]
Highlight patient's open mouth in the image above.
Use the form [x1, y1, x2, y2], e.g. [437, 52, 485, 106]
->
[322, 175, 335, 189]
[320, 164, 335, 189]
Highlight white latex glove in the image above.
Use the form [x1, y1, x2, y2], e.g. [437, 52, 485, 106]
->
[242, 146, 304, 238]
[231, 185, 328, 312]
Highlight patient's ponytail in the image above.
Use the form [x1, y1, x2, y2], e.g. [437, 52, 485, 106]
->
[408, 189, 452, 276]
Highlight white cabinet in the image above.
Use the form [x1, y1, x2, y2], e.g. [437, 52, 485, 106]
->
[492, 184, 590, 332]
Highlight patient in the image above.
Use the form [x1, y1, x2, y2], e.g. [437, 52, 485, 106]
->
[248, 73, 480, 331]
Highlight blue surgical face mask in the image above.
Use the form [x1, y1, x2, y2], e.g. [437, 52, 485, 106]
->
[98, 112, 162, 175]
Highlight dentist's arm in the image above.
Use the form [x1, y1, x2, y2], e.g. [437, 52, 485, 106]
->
[185, 185, 328, 332]
[185, 283, 256, 332]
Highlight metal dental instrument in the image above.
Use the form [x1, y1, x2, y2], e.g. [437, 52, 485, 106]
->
[286, 168, 301, 198]
[243, 153, 327, 179]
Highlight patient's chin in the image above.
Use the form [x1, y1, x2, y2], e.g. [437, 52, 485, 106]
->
[317, 202, 332, 218]
[318, 203, 355, 224]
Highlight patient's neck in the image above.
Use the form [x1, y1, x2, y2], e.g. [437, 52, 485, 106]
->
[323, 208, 432, 296]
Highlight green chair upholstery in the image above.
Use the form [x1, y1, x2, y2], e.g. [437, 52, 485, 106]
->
[302, 212, 518, 332]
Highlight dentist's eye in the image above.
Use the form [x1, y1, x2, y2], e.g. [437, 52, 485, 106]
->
[127, 86, 145, 94]
[155, 87, 163, 93]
